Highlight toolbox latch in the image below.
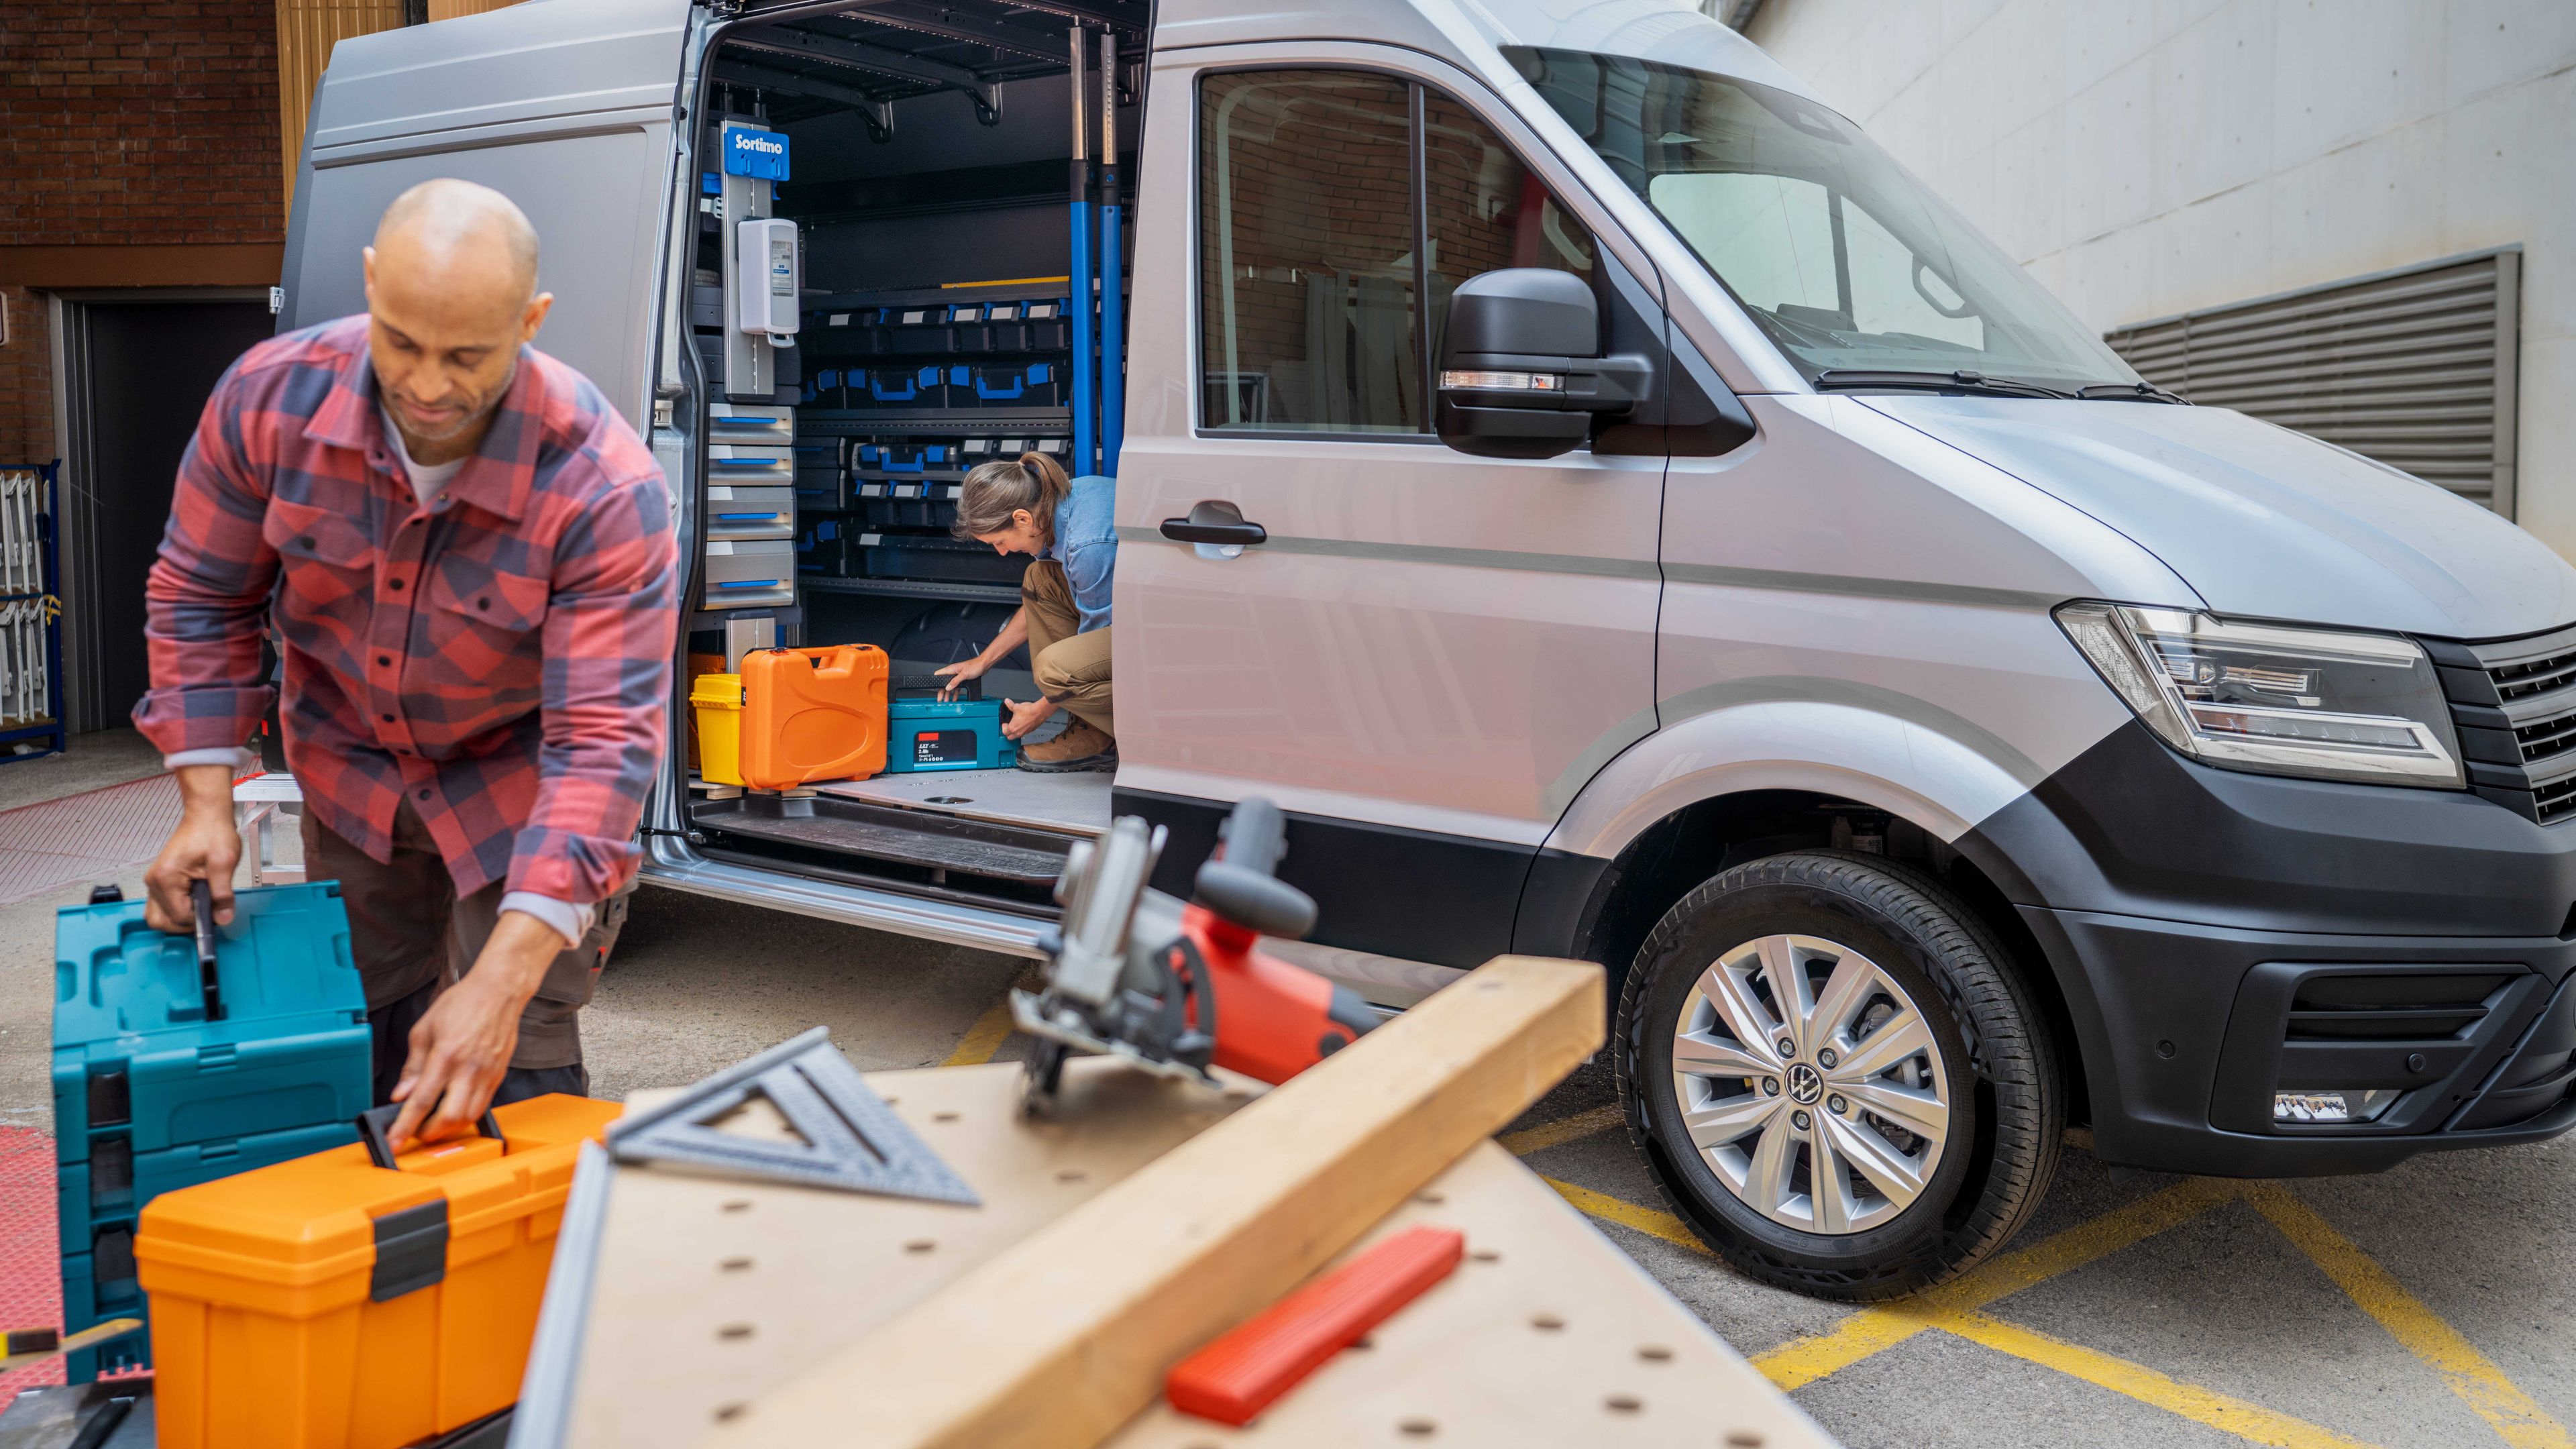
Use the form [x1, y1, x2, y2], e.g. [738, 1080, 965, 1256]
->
[370, 1199, 449, 1301]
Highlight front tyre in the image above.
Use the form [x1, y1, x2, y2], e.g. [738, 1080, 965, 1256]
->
[1615, 851, 2061, 1299]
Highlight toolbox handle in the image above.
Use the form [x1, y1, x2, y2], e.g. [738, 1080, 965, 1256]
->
[356, 1102, 507, 1170]
[189, 879, 225, 1022]
[893, 672, 979, 701]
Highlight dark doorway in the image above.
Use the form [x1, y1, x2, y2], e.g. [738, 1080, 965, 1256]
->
[61, 297, 275, 731]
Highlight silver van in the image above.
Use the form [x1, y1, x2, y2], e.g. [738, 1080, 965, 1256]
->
[283, 0, 2576, 1297]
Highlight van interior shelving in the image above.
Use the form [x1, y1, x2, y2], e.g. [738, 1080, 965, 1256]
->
[682, 2, 1144, 911]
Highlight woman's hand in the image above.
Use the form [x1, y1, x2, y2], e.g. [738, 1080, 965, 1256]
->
[933, 655, 991, 700]
[1000, 697, 1058, 741]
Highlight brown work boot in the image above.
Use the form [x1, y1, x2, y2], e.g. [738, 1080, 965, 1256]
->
[1016, 719, 1117, 773]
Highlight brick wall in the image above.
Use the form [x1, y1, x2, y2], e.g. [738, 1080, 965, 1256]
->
[0, 0, 285, 465]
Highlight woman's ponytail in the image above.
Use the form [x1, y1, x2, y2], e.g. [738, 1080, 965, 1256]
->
[953, 449, 1073, 542]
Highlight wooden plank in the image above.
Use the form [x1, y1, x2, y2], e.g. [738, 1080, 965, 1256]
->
[564, 1059, 1256, 1449]
[698, 956, 1605, 1449]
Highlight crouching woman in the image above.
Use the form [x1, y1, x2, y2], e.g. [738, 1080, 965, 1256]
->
[932, 452, 1117, 772]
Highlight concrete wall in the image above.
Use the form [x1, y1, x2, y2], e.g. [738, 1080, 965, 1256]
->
[1742, 0, 2576, 554]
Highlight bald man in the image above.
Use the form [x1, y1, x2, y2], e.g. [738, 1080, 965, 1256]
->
[136, 179, 678, 1152]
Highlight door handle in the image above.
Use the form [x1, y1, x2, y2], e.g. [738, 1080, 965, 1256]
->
[1160, 500, 1267, 547]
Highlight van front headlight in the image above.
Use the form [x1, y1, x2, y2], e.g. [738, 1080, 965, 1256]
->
[2055, 604, 2465, 788]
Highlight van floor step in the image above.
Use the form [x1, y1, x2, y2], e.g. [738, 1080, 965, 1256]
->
[690, 793, 1071, 884]
[811, 768, 1110, 838]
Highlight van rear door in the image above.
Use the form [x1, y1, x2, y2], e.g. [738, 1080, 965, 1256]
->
[278, 0, 692, 429]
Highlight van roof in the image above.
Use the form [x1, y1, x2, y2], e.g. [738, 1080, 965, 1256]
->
[1155, 0, 1823, 105]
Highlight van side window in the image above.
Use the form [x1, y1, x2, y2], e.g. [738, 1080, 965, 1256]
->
[1199, 72, 1421, 434]
[1421, 91, 1593, 370]
[1198, 72, 1597, 438]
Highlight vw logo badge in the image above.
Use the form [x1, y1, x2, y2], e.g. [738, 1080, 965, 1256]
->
[1786, 1063, 1824, 1105]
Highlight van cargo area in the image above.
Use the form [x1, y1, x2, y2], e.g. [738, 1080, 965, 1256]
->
[680, 4, 1140, 906]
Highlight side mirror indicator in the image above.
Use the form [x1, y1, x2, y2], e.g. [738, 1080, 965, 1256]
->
[1435, 268, 1649, 460]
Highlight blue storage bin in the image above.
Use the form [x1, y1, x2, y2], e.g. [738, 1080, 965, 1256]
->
[50, 881, 370, 1385]
[959, 362, 1063, 405]
[855, 364, 949, 408]
[796, 467, 855, 513]
[885, 686, 1019, 772]
[59, 1250, 149, 1383]
[883, 305, 953, 356]
[797, 516, 857, 576]
[803, 368, 845, 408]
[57, 1118, 354, 1257]
[52, 881, 370, 1163]
[856, 442, 951, 476]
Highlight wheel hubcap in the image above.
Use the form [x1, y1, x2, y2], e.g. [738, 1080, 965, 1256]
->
[1668, 933, 1953, 1236]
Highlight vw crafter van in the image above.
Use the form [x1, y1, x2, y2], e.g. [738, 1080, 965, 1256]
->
[281, 0, 2576, 1297]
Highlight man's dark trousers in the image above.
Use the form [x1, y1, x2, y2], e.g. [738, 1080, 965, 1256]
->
[301, 800, 631, 1107]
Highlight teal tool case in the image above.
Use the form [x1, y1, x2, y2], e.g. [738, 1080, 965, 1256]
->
[50, 879, 370, 1379]
[885, 674, 1018, 771]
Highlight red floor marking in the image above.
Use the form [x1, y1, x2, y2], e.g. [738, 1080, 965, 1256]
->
[0, 1126, 64, 1396]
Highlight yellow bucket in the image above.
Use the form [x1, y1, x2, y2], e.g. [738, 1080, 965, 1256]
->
[690, 672, 745, 786]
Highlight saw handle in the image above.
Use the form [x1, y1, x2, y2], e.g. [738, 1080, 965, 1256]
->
[1215, 796, 1288, 873]
[1183, 797, 1358, 1083]
[1197, 796, 1314, 940]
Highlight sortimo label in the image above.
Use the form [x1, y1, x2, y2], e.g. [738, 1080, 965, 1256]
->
[722, 126, 790, 181]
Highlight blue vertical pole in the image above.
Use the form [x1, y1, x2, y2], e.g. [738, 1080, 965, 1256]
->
[1096, 30, 1124, 476]
[1067, 26, 1096, 478]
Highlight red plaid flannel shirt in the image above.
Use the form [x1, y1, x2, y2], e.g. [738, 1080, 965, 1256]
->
[135, 315, 679, 907]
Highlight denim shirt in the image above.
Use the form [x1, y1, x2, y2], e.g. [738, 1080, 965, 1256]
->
[1042, 474, 1117, 633]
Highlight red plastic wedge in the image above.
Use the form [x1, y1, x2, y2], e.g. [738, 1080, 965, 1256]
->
[1165, 1224, 1466, 1426]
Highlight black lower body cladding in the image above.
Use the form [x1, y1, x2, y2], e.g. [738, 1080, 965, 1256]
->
[1965, 721, 2576, 1175]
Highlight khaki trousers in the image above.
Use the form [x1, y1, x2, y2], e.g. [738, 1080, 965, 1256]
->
[301, 801, 632, 1097]
[1022, 559, 1115, 737]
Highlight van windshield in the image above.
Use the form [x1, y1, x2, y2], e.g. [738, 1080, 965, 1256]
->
[1505, 47, 2143, 393]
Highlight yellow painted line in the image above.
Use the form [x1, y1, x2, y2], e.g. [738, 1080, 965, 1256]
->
[1943, 1311, 2384, 1449]
[939, 996, 1018, 1067]
[1500, 1104, 1623, 1157]
[1754, 1176, 2240, 1391]
[940, 275, 1072, 288]
[2247, 1183, 2573, 1449]
[1542, 1177, 1712, 1256]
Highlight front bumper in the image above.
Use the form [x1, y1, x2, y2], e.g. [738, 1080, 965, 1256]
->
[1967, 721, 2576, 1176]
[2019, 907, 2576, 1175]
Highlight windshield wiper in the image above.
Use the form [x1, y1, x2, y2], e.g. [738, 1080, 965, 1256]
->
[2076, 382, 2188, 404]
[1813, 369, 2076, 400]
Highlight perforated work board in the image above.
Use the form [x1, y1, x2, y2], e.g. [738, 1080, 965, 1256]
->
[522, 1059, 1833, 1449]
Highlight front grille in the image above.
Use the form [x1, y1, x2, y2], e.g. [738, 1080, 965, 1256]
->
[2423, 622, 2576, 822]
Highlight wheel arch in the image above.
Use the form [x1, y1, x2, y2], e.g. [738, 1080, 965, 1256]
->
[1520, 784, 2092, 1128]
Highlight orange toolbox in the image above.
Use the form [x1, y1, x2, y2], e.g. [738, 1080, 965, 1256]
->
[135, 1093, 622, 1449]
[697, 643, 890, 790]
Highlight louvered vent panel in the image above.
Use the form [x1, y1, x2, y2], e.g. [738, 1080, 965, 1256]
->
[2104, 250, 2521, 515]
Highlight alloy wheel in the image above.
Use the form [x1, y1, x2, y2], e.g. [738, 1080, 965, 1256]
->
[1668, 933, 1953, 1235]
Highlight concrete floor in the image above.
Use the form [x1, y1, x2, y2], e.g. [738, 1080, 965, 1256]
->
[0, 730, 165, 814]
[6, 877, 2571, 1447]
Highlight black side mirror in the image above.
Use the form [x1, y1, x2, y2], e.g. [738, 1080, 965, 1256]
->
[1436, 269, 1649, 460]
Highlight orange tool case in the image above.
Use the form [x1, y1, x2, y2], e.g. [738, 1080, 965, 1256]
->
[135, 1093, 621, 1449]
[733, 643, 890, 789]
